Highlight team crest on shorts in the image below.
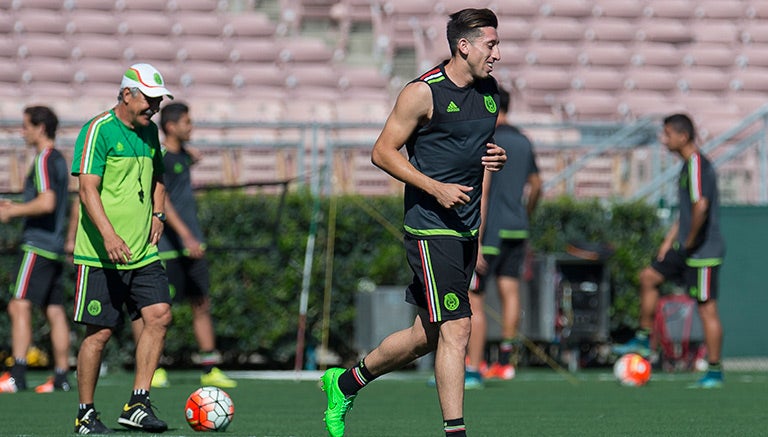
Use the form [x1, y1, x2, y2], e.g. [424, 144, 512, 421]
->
[87, 300, 102, 316]
[444, 293, 459, 311]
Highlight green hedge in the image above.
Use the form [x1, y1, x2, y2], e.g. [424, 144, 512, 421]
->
[0, 191, 664, 369]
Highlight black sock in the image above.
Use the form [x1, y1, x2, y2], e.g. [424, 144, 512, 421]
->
[498, 339, 516, 366]
[708, 362, 722, 372]
[199, 350, 219, 374]
[11, 360, 27, 389]
[78, 403, 95, 418]
[129, 389, 150, 404]
[337, 358, 377, 396]
[444, 418, 466, 436]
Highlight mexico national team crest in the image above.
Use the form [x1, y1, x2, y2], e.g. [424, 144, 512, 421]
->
[444, 293, 460, 311]
[484, 95, 497, 114]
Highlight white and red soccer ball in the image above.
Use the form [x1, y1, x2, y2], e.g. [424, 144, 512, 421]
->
[613, 353, 651, 386]
[185, 386, 235, 432]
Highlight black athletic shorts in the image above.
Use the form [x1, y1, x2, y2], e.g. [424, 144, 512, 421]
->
[404, 235, 477, 322]
[11, 250, 64, 308]
[73, 261, 171, 328]
[165, 257, 210, 302]
[651, 248, 720, 302]
[470, 239, 526, 294]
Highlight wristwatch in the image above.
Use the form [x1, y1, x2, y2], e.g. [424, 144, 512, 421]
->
[153, 212, 167, 222]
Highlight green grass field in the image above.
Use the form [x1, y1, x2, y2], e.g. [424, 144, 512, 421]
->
[2, 368, 766, 436]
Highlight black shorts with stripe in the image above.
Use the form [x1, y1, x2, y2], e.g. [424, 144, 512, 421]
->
[11, 250, 64, 308]
[651, 248, 720, 302]
[470, 238, 526, 294]
[404, 235, 477, 322]
[73, 261, 171, 328]
[165, 257, 210, 302]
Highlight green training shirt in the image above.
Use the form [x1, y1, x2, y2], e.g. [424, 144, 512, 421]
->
[71, 109, 164, 269]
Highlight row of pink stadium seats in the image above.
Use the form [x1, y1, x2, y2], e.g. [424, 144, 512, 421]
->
[1, 9, 278, 38]
[2, 0, 227, 13]
[2, 34, 335, 65]
[378, 0, 768, 20]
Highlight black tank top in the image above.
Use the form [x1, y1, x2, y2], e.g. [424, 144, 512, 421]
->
[403, 61, 500, 239]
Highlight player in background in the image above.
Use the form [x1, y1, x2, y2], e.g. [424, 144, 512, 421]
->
[140, 102, 237, 389]
[0, 106, 72, 394]
[320, 8, 506, 437]
[71, 63, 173, 434]
[465, 87, 541, 387]
[613, 113, 725, 388]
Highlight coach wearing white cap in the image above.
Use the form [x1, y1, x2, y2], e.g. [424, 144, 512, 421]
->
[70, 62, 173, 434]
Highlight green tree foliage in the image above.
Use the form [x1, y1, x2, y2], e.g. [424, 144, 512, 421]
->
[0, 192, 662, 369]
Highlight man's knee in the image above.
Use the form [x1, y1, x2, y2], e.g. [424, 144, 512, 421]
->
[639, 267, 662, 289]
[142, 303, 173, 329]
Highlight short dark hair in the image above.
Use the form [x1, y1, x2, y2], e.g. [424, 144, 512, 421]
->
[160, 102, 189, 135]
[663, 113, 696, 143]
[446, 8, 498, 55]
[498, 87, 510, 113]
[24, 106, 58, 140]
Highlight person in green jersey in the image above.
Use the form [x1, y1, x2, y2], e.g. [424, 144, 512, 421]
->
[70, 63, 173, 434]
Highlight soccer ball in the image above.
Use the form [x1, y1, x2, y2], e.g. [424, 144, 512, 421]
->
[613, 353, 651, 386]
[185, 386, 235, 432]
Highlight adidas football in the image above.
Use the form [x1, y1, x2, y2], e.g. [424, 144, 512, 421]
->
[185, 386, 235, 432]
[613, 353, 651, 386]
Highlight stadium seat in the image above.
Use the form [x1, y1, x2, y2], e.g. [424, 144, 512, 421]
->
[624, 66, 679, 92]
[515, 66, 572, 92]
[229, 39, 282, 63]
[11, 0, 66, 10]
[66, 10, 120, 35]
[236, 63, 289, 90]
[0, 13, 12, 34]
[678, 67, 731, 93]
[695, 0, 749, 20]
[223, 13, 278, 38]
[17, 35, 72, 60]
[122, 36, 178, 63]
[631, 43, 681, 68]
[12, 9, 68, 34]
[525, 42, 578, 67]
[180, 62, 237, 89]
[562, 90, 621, 120]
[71, 36, 124, 61]
[577, 42, 632, 67]
[115, 0, 168, 12]
[591, 0, 644, 19]
[635, 19, 693, 44]
[684, 43, 737, 68]
[173, 12, 226, 37]
[530, 17, 586, 42]
[278, 38, 335, 64]
[570, 67, 625, 92]
[67, 0, 118, 11]
[538, 0, 592, 18]
[0, 62, 22, 87]
[117, 11, 175, 37]
[176, 38, 231, 63]
[493, 0, 541, 18]
[584, 18, 638, 43]
[73, 58, 125, 86]
[285, 64, 339, 90]
[496, 16, 533, 43]
[167, 0, 220, 13]
[337, 65, 390, 96]
[335, 97, 391, 123]
[731, 67, 768, 92]
[618, 90, 678, 118]
[736, 44, 768, 68]
[741, 22, 768, 44]
[642, 0, 695, 19]
[691, 20, 739, 44]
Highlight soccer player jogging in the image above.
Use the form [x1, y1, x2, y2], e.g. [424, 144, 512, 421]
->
[465, 87, 542, 387]
[71, 63, 173, 434]
[320, 8, 506, 437]
[613, 113, 726, 388]
[0, 106, 72, 394]
[139, 101, 237, 389]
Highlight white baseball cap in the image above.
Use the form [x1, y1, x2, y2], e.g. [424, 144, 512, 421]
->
[120, 63, 173, 99]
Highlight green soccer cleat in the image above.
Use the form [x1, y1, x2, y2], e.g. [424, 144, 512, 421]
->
[151, 367, 170, 388]
[201, 367, 238, 388]
[320, 368, 356, 437]
[464, 370, 484, 390]
[688, 371, 724, 389]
